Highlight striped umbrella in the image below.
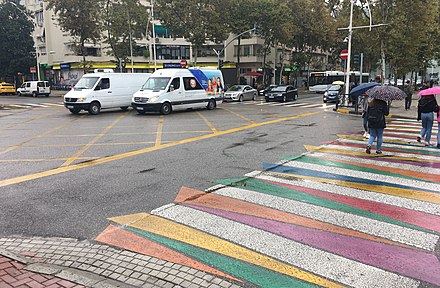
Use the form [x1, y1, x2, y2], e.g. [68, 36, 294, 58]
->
[365, 85, 406, 101]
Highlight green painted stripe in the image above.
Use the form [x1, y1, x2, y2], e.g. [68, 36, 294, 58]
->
[125, 226, 318, 288]
[298, 156, 433, 183]
[216, 178, 437, 235]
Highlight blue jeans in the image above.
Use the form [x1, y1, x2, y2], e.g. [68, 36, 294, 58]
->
[420, 112, 434, 143]
[368, 128, 384, 151]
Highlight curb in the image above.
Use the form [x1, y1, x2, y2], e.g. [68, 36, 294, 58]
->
[0, 248, 135, 288]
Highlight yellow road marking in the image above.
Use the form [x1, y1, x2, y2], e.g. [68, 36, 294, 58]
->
[61, 112, 129, 167]
[336, 134, 413, 145]
[155, 116, 164, 146]
[109, 213, 343, 288]
[197, 112, 218, 133]
[0, 116, 85, 156]
[0, 112, 318, 188]
[223, 108, 256, 124]
[0, 157, 96, 163]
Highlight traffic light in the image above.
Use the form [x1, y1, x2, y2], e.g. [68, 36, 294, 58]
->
[353, 54, 360, 66]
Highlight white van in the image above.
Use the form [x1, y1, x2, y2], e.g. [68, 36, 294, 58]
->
[64, 73, 150, 115]
[131, 68, 224, 115]
[17, 81, 51, 97]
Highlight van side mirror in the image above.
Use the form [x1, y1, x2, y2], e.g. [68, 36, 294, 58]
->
[169, 85, 174, 92]
[94, 85, 101, 91]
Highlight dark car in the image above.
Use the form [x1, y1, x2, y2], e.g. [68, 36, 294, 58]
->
[259, 84, 277, 96]
[323, 84, 342, 103]
[265, 85, 298, 102]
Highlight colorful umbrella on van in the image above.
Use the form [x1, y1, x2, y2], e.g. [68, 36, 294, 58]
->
[365, 85, 406, 101]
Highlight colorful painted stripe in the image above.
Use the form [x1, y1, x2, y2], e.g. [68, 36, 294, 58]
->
[175, 187, 412, 248]
[184, 204, 440, 286]
[262, 162, 440, 194]
[152, 205, 419, 288]
[247, 171, 440, 217]
[95, 224, 237, 280]
[108, 213, 341, 288]
[212, 185, 439, 250]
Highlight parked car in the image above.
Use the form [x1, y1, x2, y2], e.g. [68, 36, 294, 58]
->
[265, 85, 298, 102]
[258, 84, 277, 96]
[323, 84, 342, 103]
[17, 81, 51, 97]
[0, 82, 16, 95]
[223, 85, 258, 102]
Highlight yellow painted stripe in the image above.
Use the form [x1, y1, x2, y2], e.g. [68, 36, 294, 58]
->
[0, 112, 318, 188]
[197, 112, 218, 133]
[109, 213, 343, 288]
[155, 116, 164, 146]
[223, 108, 256, 124]
[0, 157, 96, 163]
[61, 113, 129, 167]
[270, 170, 440, 205]
[304, 145, 440, 163]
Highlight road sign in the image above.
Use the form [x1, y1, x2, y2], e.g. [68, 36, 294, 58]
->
[180, 59, 187, 67]
[340, 49, 349, 60]
[30, 67, 36, 73]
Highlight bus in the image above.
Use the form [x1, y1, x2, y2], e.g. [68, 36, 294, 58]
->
[308, 71, 369, 93]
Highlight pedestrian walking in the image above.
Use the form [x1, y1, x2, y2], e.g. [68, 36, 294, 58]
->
[366, 99, 389, 154]
[362, 94, 370, 138]
[403, 80, 413, 110]
[417, 94, 438, 146]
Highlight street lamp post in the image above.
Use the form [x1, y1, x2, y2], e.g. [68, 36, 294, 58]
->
[213, 27, 257, 71]
[9, 1, 40, 81]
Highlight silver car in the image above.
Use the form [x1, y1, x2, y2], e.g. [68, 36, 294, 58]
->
[224, 85, 258, 102]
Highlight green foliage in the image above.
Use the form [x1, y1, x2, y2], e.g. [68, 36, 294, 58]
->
[46, 0, 104, 72]
[0, 1, 35, 81]
[103, 0, 149, 66]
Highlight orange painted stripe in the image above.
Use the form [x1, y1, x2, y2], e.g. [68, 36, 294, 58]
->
[96, 224, 239, 281]
[175, 187, 415, 249]
[315, 155, 440, 183]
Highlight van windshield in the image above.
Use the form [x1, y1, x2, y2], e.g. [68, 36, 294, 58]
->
[74, 77, 99, 90]
[141, 77, 171, 91]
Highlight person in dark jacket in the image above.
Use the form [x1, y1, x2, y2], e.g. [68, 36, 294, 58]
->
[366, 99, 389, 154]
[417, 94, 439, 146]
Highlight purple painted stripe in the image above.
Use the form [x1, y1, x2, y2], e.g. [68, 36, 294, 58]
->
[185, 204, 440, 286]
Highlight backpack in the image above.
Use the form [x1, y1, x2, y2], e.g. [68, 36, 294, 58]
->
[367, 105, 383, 128]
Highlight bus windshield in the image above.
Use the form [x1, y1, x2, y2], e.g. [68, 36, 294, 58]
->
[141, 77, 171, 91]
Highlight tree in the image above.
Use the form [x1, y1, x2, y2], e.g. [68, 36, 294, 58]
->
[154, 0, 229, 67]
[0, 0, 35, 83]
[103, 0, 149, 71]
[46, 0, 104, 74]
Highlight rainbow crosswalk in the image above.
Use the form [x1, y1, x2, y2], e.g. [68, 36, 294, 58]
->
[96, 118, 440, 287]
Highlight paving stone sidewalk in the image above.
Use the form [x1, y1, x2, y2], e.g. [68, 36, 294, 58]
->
[0, 237, 243, 288]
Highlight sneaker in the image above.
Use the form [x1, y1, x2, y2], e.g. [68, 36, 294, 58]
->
[366, 145, 371, 154]
[417, 136, 421, 143]
[362, 132, 369, 138]
[425, 142, 432, 147]
[376, 150, 382, 154]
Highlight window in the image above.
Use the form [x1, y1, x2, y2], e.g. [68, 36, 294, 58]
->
[156, 45, 190, 60]
[169, 78, 180, 91]
[95, 78, 110, 90]
[183, 77, 203, 91]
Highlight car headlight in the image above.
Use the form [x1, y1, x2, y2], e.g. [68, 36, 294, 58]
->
[148, 96, 159, 103]
[76, 98, 87, 102]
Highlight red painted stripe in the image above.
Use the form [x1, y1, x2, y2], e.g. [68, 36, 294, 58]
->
[263, 180, 440, 233]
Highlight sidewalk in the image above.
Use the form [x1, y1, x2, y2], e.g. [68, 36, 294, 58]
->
[0, 237, 242, 288]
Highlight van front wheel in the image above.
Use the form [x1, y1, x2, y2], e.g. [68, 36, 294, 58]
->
[160, 103, 171, 115]
[88, 102, 101, 115]
[207, 99, 216, 110]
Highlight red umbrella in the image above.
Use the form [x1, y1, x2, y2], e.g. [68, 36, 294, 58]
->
[242, 71, 263, 77]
